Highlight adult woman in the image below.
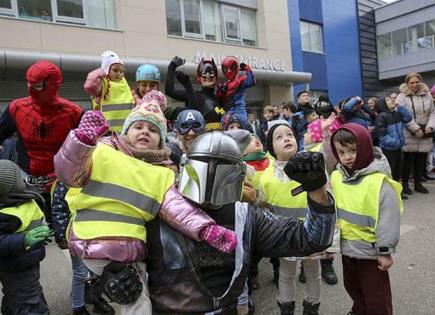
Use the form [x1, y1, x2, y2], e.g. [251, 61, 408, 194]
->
[396, 72, 435, 194]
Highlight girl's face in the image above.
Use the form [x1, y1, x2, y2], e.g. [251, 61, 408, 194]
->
[368, 99, 376, 110]
[245, 136, 263, 155]
[407, 76, 421, 93]
[385, 97, 396, 111]
[137, 81, 159, 97]
[109, 64, 125, 81]
[334, 141, 357, 170]
[272, 125, 298, 161]
[126, 121, 160, 150]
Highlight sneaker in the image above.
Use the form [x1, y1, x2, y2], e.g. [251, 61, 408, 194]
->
[72, 306, 90, 315]
[424, 173, 435, 180]
[415, 182, 429, 194]
[402, 183, 413, 195]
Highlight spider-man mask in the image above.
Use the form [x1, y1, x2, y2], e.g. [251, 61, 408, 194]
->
[26, 60, 62, 106]
[221, 56, 239, 81]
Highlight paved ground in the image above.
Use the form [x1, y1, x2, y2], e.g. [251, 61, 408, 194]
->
[1, 182, 435, 314]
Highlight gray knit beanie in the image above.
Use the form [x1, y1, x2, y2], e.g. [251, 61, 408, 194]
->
[0, 160, 25, 197]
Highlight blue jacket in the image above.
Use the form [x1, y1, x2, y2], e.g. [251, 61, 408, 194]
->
[0, 211, 45, 273]
[343, 98, 373, 128]
[375, 100, 412, 151]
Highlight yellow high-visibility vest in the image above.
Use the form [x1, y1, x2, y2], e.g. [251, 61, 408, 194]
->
[92, 77, 134, 133]
[306, 142, 322, 153]
[68, 143, 174, 241]
[0, 200, 44, 232]
[260, 162, 307, 220]
[330, 170, 403, 243]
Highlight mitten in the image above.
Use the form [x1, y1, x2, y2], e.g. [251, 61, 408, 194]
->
[199, 224, 237, 253]
[284, 152, 327, 194]
[240, 63, 251, 72]
[75, 110, 109, 145]
[171, 56, 186, 67]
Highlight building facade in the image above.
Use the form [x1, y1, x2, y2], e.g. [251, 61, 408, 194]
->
[0, 0, 311, 118]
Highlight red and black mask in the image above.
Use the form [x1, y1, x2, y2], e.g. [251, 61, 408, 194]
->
[26, 60, 62, 106]
[221, 56, 239, 81]
[196, 58, 218, 86]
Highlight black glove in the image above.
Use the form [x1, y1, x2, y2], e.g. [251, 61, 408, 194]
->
[284, 152, 327, 194]
[103, 265, 143, 305]
[175, 70, 190, 84]
[240, 63, 246, 71]
[171, 56, 185, 67]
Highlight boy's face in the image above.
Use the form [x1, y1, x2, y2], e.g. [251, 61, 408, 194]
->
[334, 141, 357, 170]
[137, 81, 159, 97]
[385, 97, 396, 111]
[298, 92, 310, 104]
[306, 112, 319, 123]
[109, 64, 125, 81]
[283, 108, 292, 118]
[273, 125, 298, 161]
[264, 111, 274, 121]
[245, 136, 263, 155]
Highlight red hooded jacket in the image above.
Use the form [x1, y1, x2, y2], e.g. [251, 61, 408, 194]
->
[0, 60, 83, 177]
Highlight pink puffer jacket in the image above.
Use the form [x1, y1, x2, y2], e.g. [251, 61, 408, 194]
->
[54, 131, 215, 263]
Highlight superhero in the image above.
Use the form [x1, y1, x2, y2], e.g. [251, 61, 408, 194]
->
[0, 60, 84, 225]
[216, 56, 255, 130]
[165, 56, 225, 130]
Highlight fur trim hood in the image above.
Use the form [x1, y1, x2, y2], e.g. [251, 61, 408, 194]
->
[399, 82, 430, 96]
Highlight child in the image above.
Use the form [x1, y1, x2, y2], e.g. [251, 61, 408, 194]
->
[303, 108, 319, 124]
[221, 111, 243, 131]
[132, 64, 161, 105]
[374, 97, 412, 199]
[260, 121, 322, 315]
[54, 102, 237, 314]
[342, 96, 374, 129]
[217, 56, 255, 130]
[330, 123, 402, 315]
[243, 134, 270, 191]
[259, 105, 275, 145]
[84, 50, 134, 133]
[0, 159, 53, 314]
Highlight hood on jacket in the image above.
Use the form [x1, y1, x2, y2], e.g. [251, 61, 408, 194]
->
[375, 98, 390, 114]
[101, 50, 123, 75]
[399, 82, 430, 96]
[331, 123, 374, 174]
[336, 146, 391, 181]
[26, 60, 62, 106]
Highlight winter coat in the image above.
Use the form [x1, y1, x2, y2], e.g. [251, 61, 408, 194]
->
[342, 98, 373, 128]
[396, 82, 435, 152]
[375, 100, 413, 151]
[0, 212, 45, 273]
[54, 131, 214, 262]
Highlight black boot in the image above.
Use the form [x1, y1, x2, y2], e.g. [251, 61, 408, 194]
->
[302, 300, 320, 315]
[415, 182, 429, 194]
[321, 259, 338, 285]
[277, 300, 295, 315]
[298, 262, 306, 283]
[72, 306, 90, 315]
[88, 278, 115, 315]
[402, 182, 413, 195]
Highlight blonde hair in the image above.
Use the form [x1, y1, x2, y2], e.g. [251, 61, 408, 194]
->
[405, 72, 422, 83]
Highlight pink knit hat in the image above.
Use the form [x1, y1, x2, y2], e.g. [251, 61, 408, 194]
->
[307, 117, 342, 143]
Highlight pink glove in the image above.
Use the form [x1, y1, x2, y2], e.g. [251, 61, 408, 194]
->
[199, 224, 237, 253]
[75, 110, 109, 145]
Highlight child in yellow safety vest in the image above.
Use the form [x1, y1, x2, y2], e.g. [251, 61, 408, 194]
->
[84, 50, 135, 133]
[330, 123, 402, 315]
[0, 159, 53, 314]
[54, 96, 237, 314]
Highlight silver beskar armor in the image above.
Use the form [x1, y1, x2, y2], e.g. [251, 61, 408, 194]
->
[178, 131, 250, 207]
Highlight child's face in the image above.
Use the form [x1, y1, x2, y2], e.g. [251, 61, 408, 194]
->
[245, 136, 263, 155]
[177, 129, 199, 153]
[109, 64, 125, 81]
[126, 121, 160, 150]
[368, 99, 376, 111]
[137, 81, 159, 97]
[264, 111, 274, 121]
[385, 97, 396, 111]
[334, 141, 357, 170]
[306, 112, 319, 123]
[228, 122, 242, 130]
[273, 125, 298, 161]
[298, 92, 310, 104]
[283, 108, 293, 118]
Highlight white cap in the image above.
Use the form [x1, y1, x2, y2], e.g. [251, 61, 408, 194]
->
[100, 50, 123, 75]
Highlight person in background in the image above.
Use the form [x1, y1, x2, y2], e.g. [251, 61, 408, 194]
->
[221, 112, 243, 131]
[425, 85, 435, 179]
[296, 90, 313, 113]
[304, 109, 320, 125]
[84, 51, 134, 133]
[342, 96, 374, 130]
[132, 64, 161, 104]
[282, 101, 298, 125]
[248, 113, 260, 136]
[367, 98, 377, 113]
[259, 105, 275, 145]
[313, 95, 336, 119]
[273, 104, 283, 120]
[396, 72, 435, 194]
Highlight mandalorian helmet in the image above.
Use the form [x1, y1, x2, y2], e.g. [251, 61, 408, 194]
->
[178, 130, 250, 208]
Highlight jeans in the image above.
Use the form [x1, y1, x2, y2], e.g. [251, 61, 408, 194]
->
[71, 254, 89, 308]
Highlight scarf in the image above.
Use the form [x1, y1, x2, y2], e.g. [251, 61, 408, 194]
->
[243, 151, 267, 162]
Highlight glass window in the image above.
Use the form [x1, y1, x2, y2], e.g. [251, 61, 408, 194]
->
[392, 28, 407, 56]
[425, 20, 435, 49]
[17, 0, 52, 21]
[183, 0, 201, 36]
[407, 23, 427, 52]
[56, 0, 84, 19]
[240, 7, 256, 46]
[202, 0, 221, 41]
[300, 21, 323, 53]
[377, 33, 392, 58]
[0, 0, 12, 9]
[223, 5, 241, 41]
[165, 0, 182, 36]
[87, 0, 115, 29]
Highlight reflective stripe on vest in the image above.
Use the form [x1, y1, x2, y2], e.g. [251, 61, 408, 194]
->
[260, 162, 307, 220]
[70, 143, 175, 241]
[92, 77, 134, 133]
[0, 200, 44, 232]
[331, 170, 403, 243]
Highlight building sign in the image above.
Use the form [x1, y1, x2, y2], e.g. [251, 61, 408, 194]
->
[194, 51, 285, 71]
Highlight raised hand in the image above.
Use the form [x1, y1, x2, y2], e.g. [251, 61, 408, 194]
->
[75, 110, 109, 145]
[171, 56, 186, 67]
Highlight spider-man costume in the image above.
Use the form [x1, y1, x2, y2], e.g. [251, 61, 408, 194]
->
[216, 56, 255, 130]
[0, 60, 83, 181]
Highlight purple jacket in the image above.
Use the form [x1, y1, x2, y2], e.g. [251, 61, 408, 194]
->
[54, 131, 214, 263]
